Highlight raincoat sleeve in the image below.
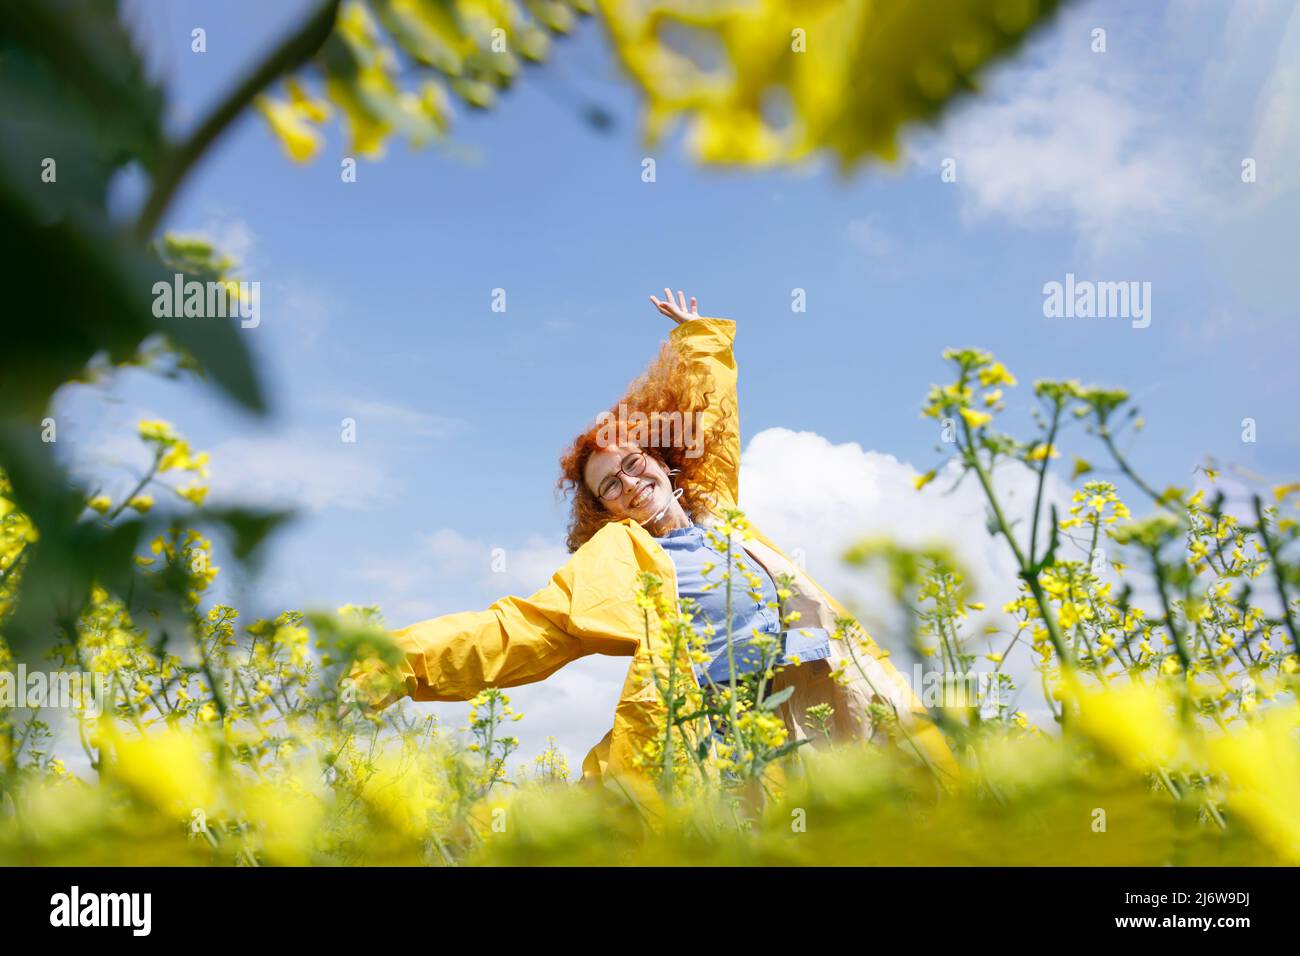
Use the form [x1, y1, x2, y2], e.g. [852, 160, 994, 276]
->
[669, 316, 740, 511]
[350, 565, 591, 708]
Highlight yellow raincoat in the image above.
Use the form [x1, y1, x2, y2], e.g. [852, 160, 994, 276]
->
[355, 317, 958, 802]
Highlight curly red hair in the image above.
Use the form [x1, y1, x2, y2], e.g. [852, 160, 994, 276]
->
[557, 338, 736, 552]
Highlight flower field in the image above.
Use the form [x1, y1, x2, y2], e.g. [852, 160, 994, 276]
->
[2, 349, 1296, 866]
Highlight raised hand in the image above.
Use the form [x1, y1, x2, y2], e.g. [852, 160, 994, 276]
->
[649, 287, 699, 325]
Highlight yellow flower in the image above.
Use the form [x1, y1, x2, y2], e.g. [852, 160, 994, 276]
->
[1026, 443, 1059, 462]
[137, 419, 176, 442]
[960, 408, 993, 429]
[977, 362, 1017, 388]
[103, 723, 216, 815]
[914, 469, 937, 491]
[1204, 705, 1300, 862]
[1273, 483, 1300, 502]
[175, 482, 209, 507]
[87, 495, 111, 515]
[128, 495, 154, 514]
[1058, 602, 1079, 629]
[255, 94, 323, 163]
[286, 77, 332, 123]
[1069, 679, 1181, 771]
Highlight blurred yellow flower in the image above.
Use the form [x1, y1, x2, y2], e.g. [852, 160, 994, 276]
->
[1068, 680, 1181, 772]
[255, 94, 323, 163]
[175, 482, 209, 507]
[1203, 705, 1300, 862]
[1026, 443, 1059, 462]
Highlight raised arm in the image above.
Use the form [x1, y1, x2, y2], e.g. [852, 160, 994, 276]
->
[651, 289, 740, 512]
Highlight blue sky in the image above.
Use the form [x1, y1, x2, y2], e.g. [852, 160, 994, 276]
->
[55, 0, 1300, 766]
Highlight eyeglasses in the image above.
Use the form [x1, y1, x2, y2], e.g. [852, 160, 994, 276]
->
[596, 451, 648, 501]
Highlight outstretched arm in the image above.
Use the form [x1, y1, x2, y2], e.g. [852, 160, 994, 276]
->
[350, 567, 589, 709]
[650, 288, 740, 513]
[348, 524, 648, 709]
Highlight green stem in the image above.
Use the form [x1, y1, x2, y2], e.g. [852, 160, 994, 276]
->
[962, 418, 1075, 671]
[1029, 402, 1062, 563]
[1150, 549, 1193, 674]
[1098, 424, 1163, 505]
[1252, 495, 1299, 655]
[105, 451, 162, 522]
[660, 622, 678, 796]
[723, 529, 743, 774]
[131, 0, 342, 240]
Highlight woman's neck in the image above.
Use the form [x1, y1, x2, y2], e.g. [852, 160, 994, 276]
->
[641, 498, 692, 534]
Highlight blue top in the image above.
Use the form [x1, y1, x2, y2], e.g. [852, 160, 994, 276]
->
[653, 523, 831, 685]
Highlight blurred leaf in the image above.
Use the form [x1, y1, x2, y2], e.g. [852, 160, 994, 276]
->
[0, 0, 165, 220]
[759, 685, 794, 711]
[599, 0, 1064, 169]
[201, 507, 294, 562]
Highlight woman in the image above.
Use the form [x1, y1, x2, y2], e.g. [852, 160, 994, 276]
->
[351, 290, 957, 797]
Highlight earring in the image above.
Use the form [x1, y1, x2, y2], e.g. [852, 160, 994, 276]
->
[666, 467, 684, 500]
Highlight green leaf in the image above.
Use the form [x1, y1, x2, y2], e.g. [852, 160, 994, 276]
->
[200, 507, 294, 562]
[759, 685, 795, 711]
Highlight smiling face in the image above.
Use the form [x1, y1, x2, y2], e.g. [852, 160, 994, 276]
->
[583, 444, 674, 522]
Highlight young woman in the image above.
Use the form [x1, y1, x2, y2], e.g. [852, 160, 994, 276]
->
[352, 290, 957, 795]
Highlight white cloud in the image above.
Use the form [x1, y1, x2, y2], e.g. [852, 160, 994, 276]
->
[205, 217, 256, 269]
[273, 281, 332, 348]
[357, 529, 569, 620]
[912, 0, 1300, 252]
[920, 59, 1194, 250]
[1184, 0, 1300, 203]
[206, 428, 405, 513]
[847, 216, 894, 256]
[174, 212, 257, 270]
[738, 427, 1072, 725]
[739, 428, 1041, 604]
[909, 0, 1300, 254]
[338, 399, 463, 440]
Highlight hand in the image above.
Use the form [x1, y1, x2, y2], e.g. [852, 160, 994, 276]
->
[337, 688, 385, 723]
[649, 287, 699, 325]
[335, 686, 362, 722]
[336, 666, 385, 721]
